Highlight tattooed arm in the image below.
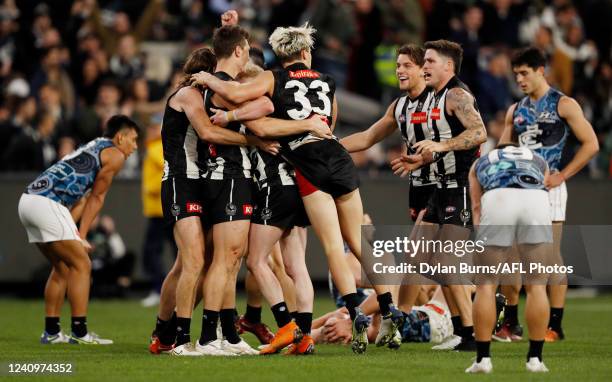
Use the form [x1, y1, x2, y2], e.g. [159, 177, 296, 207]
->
[413, 87, 487, 154]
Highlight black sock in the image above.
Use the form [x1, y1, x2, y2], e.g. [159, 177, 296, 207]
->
[505, 304, 518, 326]
[451, 316, 462, 336]
[175, 317, 191, 346]
[45, 317, 60, 335]
[158, 312, 177, 345]
[343, 293, 361, 321]
[476, 341, 491, 362]
[296, 312, 313, 335]
[199, 310, 219, 345]
[71, 316, 87, 338]
[155, 316, 168, 335]
[221, 309, 241, 344]
[377, 292, 393, 316]
[461, 325, 474, 340]
[244, 305, 261, 324]
[549, 307, 564, 331]
[290, 311, 298, 321]
[528, 340, 544, 361]
[270, 302, 292, 328]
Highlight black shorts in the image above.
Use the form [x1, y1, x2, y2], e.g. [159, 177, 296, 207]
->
[161, 177, 204, 226]
[283, 140, 359, 199]
[409, 183, 436, 222]
[201, 177, 253, 227]
[251, 185, 309, 229]
[422, 186, 473, 227]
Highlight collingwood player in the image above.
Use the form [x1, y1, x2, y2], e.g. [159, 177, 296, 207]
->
[191, 23, 404, 354]
[497, 47, 599, 343]
[391, 40, 487, 351]
[466, 144, 553, 373]
[153, 47, 279, 356]
[340, 44, 435, 224]
[19, 114, 139, 345]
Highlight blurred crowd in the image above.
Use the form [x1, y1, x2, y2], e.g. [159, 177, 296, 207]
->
[0, 0, 611, 177]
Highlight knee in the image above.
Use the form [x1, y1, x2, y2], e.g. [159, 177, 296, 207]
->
[72, 255, 91, 274]
[246, 255, 265, 274]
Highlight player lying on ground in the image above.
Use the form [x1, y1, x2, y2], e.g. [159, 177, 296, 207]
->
[19, 114, 140, 345]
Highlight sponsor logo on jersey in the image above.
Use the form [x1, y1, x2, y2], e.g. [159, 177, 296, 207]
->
[243, 204, 253, 216]
[289, 70, 320, 79]
[430, 108, 441, 120]
[186, 202, 202, 214]
[411, 112, 427, 124]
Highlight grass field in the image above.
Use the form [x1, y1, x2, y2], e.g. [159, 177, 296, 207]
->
[1, 294, 611, 381]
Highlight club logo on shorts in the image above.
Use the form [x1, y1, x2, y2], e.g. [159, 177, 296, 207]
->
[171, 204, 181, 217]
[261, 207, 272, 220]
[460, 208, 471, 224]
[186, 202, 202, 214]
[243, 204, 253, 216]
[225, 202, 237, 216]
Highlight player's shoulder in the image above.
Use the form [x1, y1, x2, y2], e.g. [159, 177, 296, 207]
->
[174, 85, 204, 102]
[100, 146, 126, 169]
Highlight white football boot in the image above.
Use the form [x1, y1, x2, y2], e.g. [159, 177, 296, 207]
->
[465, 357, 493, 374]
[526, 357, 549, 373]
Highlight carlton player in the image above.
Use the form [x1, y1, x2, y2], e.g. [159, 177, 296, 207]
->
[499, 47, 599, 342]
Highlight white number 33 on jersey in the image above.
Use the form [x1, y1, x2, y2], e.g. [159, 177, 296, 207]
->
[285, 80, 332, 120]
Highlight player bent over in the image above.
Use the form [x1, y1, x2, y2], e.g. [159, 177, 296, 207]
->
[466, 144, 553, 373]
[19, 115, 140, 345]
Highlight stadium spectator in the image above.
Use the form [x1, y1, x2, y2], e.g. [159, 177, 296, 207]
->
[450, 5, 483, 92]
[480, 0, 527, 48]
[2, 110, 57, 172]
[477, 50, 513, 123]
[109, 34, 145, 81]
[0, 94, 36, 163]
[532, 25, 573, 95]
[30, 45, 76, 120]
[71, 79, 122, 144]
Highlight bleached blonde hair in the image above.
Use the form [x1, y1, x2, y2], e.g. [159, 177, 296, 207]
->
[237, 61, 264, 82]
[268, 23, 316, 62]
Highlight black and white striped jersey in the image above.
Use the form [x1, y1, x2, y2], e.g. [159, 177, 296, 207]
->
[161, 88, 207, 180]
[394, 88, 436, 186]
[270, 62, 335, 151]
[203, 71, 252, 180]
[426, 76, 480, 188]
[249, 148, 295, 188]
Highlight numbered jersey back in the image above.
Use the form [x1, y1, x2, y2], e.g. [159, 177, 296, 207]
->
[475, 146, 548, 192]
[271, 62, 335, 150]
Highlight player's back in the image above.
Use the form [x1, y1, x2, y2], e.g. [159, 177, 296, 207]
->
[512, 87, 569, 171]
[161, 88, 206, 181]
[25, 138, 115, 208]
[475, 145, 548, 192]
[270, 63, 335, 151]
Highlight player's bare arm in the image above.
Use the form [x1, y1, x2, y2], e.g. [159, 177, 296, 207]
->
[78, 147, 125, 248]
[191, 70, 274, 104]
[209, 96, 274, 127]
[176, 86, 280, 155]
[330, 96, 338, 132]
[545, 96, 599, 188]
[340, 100, 397, 153]
[414, 88, 487, 154]
[70, 193, 89, 223]
[468, 162, 483, 226]
[499, 103, 517, 145]
[244, 115, 332, 139]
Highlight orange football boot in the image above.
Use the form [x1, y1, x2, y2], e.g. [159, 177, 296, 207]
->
[284, 335, 314, 355]
[259, 321, 302, 355]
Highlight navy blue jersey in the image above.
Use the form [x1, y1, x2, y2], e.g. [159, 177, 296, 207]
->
[26, 138, 115, 208]
[512, 87, 570, 171]
[475, 146, 548, 192]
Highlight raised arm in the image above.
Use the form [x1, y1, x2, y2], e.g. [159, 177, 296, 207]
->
[499, 103, 517, 144]
[547, 96, 599, 187]
[78, 147, 124, 242]
[191, 70, 274, 104]
[340, 100, 397, 153]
